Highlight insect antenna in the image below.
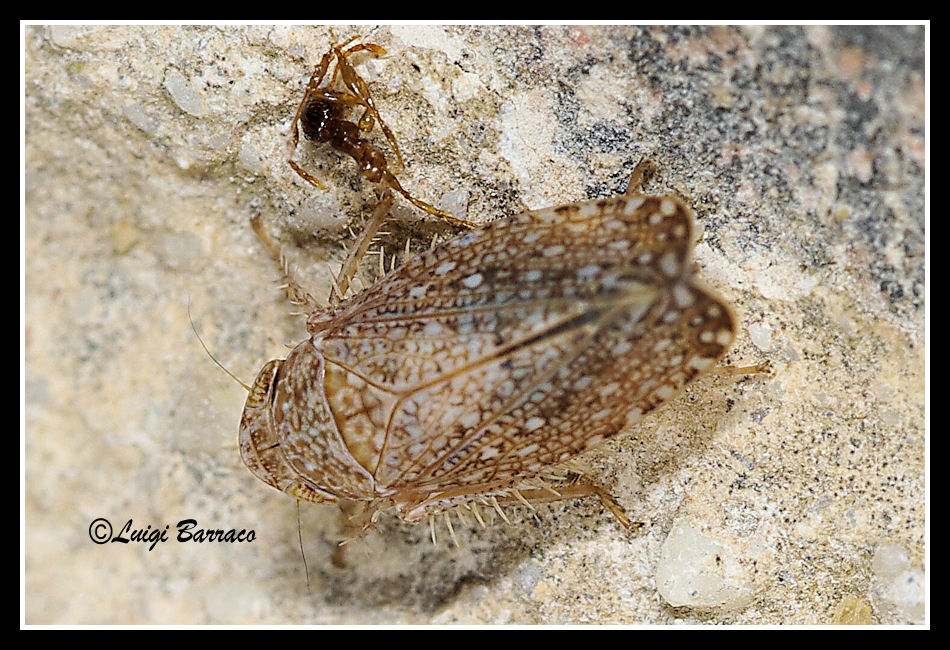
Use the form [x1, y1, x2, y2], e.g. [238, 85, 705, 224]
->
[188, 299, 251, 393]
[295, 500, 312, 593]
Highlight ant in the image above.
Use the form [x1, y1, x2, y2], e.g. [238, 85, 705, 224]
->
[288, 34, 474, 229]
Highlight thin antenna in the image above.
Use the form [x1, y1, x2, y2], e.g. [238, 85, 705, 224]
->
[297, 500, 312, 594]
[187, 299, 251, 392]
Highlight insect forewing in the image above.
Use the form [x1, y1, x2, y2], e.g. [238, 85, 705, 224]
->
[309, 196, 735, 497]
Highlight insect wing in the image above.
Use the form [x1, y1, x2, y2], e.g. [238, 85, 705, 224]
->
[313, 196, 734, 494]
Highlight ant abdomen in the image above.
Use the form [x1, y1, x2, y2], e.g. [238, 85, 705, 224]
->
[299, 98, 387, 185]
[358, 146, 386, 184]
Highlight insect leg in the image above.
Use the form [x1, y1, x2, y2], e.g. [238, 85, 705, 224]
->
[287, 49, 337, 190]
[494, 484, 635, 531]
[624, 159, 657, 195]
[336, 42, 405, 170]
[395, 481, 634, 531]
[705, 360, 774, 377]
[342, 41, 387, 57]
[330, 188, 395, 304]
[249, 214, 320, 312]
[382, 171, 477, 229]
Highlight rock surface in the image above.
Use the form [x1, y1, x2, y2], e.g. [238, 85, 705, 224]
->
[25, 24, 925, 625]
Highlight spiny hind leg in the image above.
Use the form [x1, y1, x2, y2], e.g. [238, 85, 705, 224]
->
[331, 181, 474, 307]
[329, 188, 396, 304]
[249, 214, 320, 312]
[393, 480, 636, 531]
[494, 483, 635, 531]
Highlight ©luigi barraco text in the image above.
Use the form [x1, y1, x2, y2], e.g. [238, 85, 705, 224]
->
[89, 518, 256, 551]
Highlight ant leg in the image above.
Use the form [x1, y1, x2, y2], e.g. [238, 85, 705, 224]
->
[624, 159, 656, 195]
[325, 36, 372, 90]
[342, 40, 386, 56]
[336, 39, 387, 91]
[288, 50, 337, 189]
[338, 40, 388, 119]
[331, 33, 362, 54]
[333, 44, 405, 170]
[707, 361, 774, 377]
[383, 171, 476, 229]
[356, 105, 377, 134]
[287, 160, 326, 190]
[370, 107, 404, 171]
[291, 49, 335, 148]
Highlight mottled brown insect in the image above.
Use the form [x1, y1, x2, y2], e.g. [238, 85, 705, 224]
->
[240, 167, 753, 532]
[288, 34, 474, 229]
